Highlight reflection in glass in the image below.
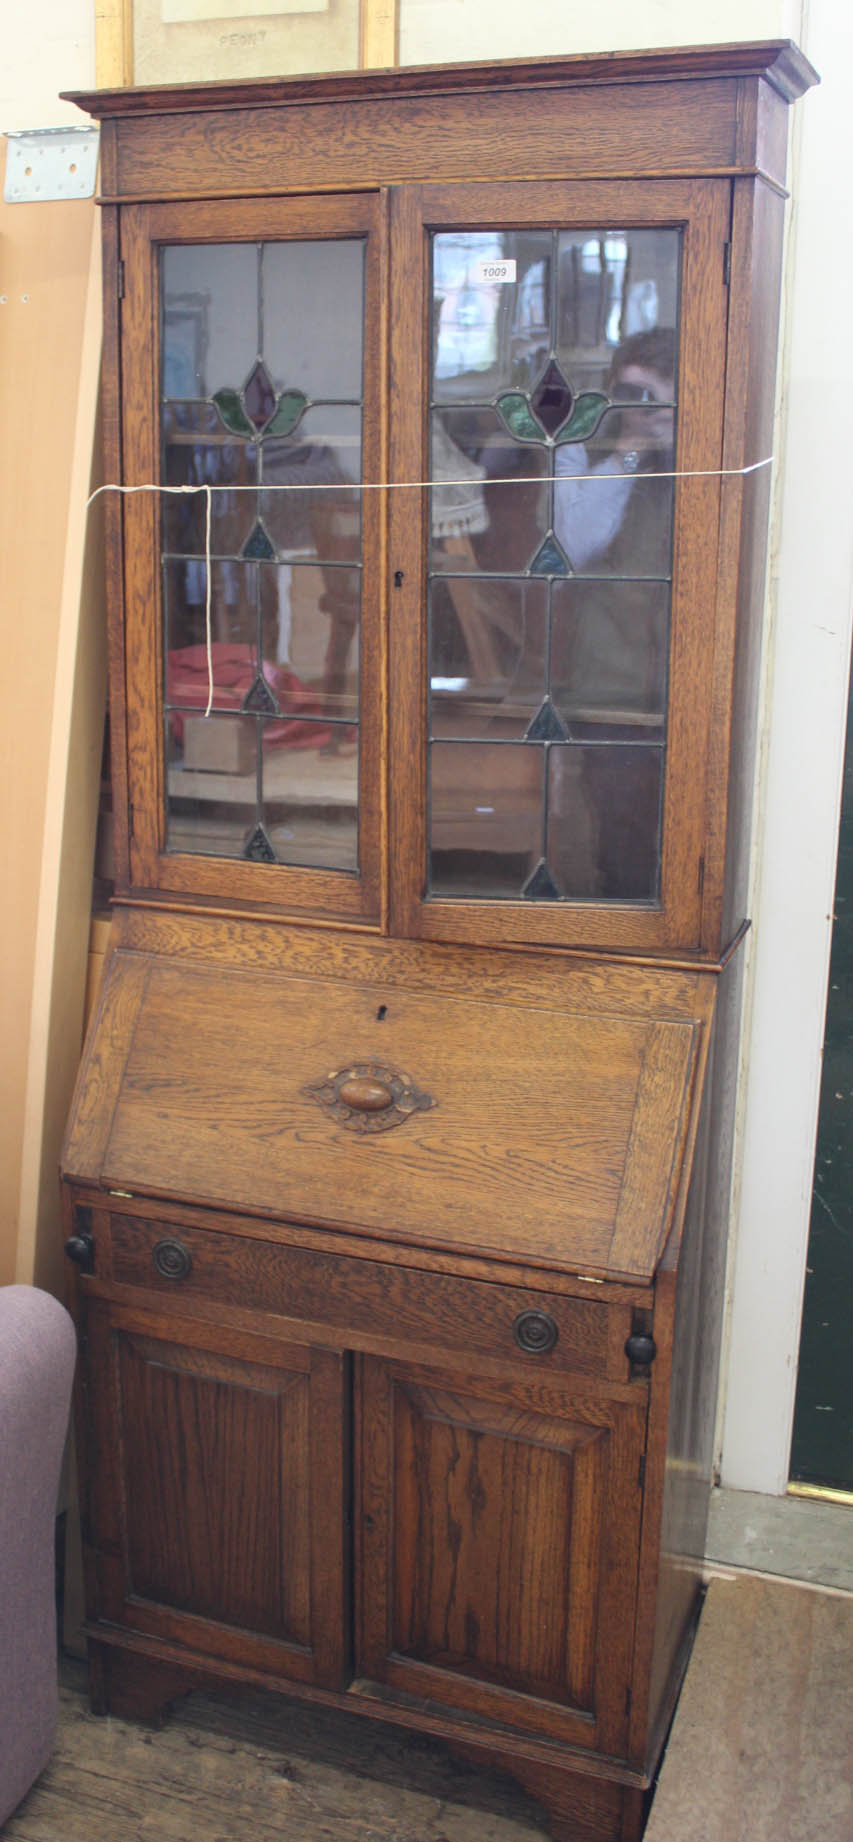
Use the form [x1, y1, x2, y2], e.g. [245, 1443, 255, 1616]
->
[161, 403, 258, 557]
[263, 240, 365, 398]
[160, 235, 364, 873]
[426, 224, 679, 906]
[548, 744, 663, 902]
[551, 579, 669, 735]
[263, 730, 358, 872]
[262, 405, 361, 561]
[431, 410, 548, 576]
[429, 577, 548, 739]
[162, 244, 257, 397]
[165, 706, 358, 871]
[429, 742, 543, 896]
[164, 560, 259, 667]
[166, 714, 258, 859]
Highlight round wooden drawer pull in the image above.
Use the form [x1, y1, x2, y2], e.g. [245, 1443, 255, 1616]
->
[153, 1239, 193, 1281]
[337, 1076, 394, 1112]
[513, 1309, 559, 1355]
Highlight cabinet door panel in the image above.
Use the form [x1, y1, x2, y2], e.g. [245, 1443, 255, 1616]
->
[357, 1355, 646, 1754]
[83, 1299, 349, 1688]
[119, 191, 385, 924]
[389, 177, 731, 954]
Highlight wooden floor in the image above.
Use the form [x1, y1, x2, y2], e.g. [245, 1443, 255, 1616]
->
[5, 1658, 551, 1842]
[6, 1573, 851, 1841]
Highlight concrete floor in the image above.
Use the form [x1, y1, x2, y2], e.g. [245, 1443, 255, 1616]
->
[645, 1573, 853, 1842]
[706, 1486, 853, 1592]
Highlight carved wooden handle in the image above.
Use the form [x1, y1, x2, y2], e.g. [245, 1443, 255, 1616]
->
[304, 1063, 437, 1134]
[153, 1239, 193, 1281]
[337, 1076, 394, 1113]
[513, 1309, 559, 1355]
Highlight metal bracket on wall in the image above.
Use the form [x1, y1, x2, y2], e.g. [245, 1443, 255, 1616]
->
[4, 126, 99, 203]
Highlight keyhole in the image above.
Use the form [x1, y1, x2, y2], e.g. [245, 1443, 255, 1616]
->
[376, 1004, 387, 1020]
[394, 569, 404, 588]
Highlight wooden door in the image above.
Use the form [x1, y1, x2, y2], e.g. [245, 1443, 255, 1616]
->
[356, 1355, 647, 1756]
[81, 1297, 350, 1689]
[388, 177, 732, 955]
[117, 190, 386, 924]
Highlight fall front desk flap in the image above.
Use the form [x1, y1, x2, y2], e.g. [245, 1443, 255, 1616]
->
[63, 948, 711, 1282]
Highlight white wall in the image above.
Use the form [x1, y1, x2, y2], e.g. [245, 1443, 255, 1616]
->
[400, 0, 801, 62]
[0, 1, 94, 130]
[720, 1, 853, 1492]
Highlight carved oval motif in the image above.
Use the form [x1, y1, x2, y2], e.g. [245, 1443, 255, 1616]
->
[337, 1076, 395, 1113]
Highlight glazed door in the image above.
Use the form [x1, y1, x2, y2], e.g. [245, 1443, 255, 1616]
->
[81, 1297, 350, 1689]
[356, 1354, 647, 1756]
[118, 191, 385, 923]
[388, 178, 731, 954]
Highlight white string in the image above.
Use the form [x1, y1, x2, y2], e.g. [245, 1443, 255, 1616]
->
[87, 457, 772, 723]
[203, 483, 213, 716]
[86, 456, 773, 506]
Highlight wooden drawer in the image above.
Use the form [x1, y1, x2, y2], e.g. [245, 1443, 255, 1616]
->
[105, 1212, 629, 1381]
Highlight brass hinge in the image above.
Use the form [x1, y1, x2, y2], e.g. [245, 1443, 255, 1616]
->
[723, 241, 732, 286]
[638, 1454, 646, 1492]
[117, 258, 125, 300]
[697, 853, 706, 897]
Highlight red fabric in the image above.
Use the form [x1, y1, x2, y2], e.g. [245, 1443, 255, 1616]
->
[167, 643, 332, 748]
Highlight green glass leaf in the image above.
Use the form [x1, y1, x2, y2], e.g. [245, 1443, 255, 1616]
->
[212, 389, 254, 438]
[496, 393, 544, 443]
[555, 392, 609, 445]
[266, 390, 308, 438]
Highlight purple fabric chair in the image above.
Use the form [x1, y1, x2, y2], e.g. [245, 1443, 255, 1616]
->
[0, 1285, 76, 1828]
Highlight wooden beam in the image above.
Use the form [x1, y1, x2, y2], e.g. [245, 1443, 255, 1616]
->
[360, 0, 398, 70]
[96, 0, 133, 89]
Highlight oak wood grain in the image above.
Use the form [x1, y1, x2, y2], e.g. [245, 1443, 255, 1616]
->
[107, 1210, 623, 1380]
[357, 1354, 646, 1754]
[87, 956, 702, 1280]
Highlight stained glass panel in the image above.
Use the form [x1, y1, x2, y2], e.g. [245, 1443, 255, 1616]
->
[160, 235, 365, 873]
[426, 223, 680, 906]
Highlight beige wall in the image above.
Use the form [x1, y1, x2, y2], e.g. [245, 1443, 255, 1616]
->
[0, 0, 101, 1288]
[0, 171, 104, 1289]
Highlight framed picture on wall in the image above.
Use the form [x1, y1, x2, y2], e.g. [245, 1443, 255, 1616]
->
[133, 0, 360, 83]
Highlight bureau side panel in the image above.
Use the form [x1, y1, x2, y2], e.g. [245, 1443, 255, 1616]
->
[638, 950, 744, 1764]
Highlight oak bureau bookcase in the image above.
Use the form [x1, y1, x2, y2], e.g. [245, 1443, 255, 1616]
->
[61, 43, 815, 1842]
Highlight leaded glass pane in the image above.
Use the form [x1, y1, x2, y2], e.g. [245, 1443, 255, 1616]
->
[164, 560, 259, 668]
[550, 579, 669, 737]
[429, 576, 548, 739]
[159, 236, 365, 874]
[268, 563, 360, 724]
[427, 223, 680, 907]
[263, 728, 358, 872]
[429, 741, 543, 896]
[263, 240, 365, 398]
[161, 404, 258, 557]
[166, 713, 259, 858]
[162, 244, 257, 397]
[262, 406, 361, 561]
[431, 409, 549, 575]
[547, 743, 663, 902]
